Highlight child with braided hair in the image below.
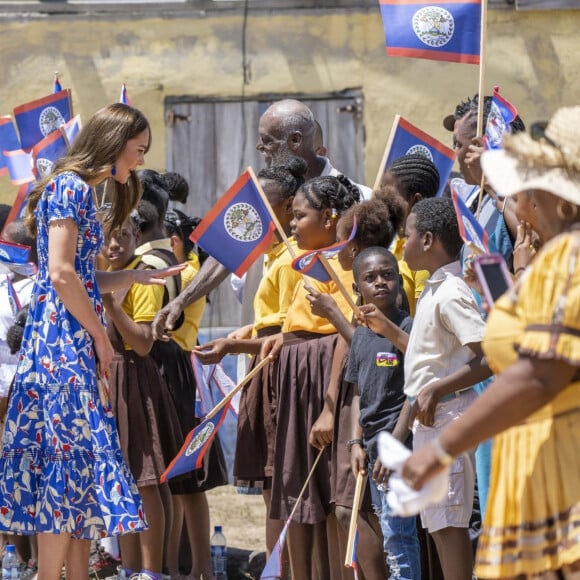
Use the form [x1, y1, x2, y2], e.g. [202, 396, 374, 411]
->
[266, 174, 360, 579]
[378, 154, 440, 316]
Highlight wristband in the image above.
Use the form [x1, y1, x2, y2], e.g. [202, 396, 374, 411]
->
[432, 436, 454, 466]
[346, 438, 364, 452]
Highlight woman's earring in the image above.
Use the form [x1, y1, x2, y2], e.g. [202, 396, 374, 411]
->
[111, 165, 117, 177]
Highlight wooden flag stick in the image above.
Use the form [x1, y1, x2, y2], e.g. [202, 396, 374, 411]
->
[475, 0, 488, 221]
[206, 356, 269, 420]
[372, 114, 401, 192]
[318, 253, 359, 314]
[345, 471, 366, 568]
[249, 165, 358, 314]
[287, 446, 326, 523]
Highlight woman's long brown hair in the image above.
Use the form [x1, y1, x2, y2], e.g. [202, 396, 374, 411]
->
[25, 103, 150, 236]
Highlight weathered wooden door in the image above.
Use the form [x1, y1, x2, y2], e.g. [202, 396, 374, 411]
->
[165, 91, 365, 329]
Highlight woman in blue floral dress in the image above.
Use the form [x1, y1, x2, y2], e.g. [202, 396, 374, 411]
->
[0, 103, 183, 580]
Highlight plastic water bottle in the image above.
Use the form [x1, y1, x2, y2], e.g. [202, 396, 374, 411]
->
[210, 525, 227, 579]
[2, 545, 19, 580]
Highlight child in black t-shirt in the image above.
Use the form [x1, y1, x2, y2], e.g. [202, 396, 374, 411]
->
[347, 246, 421, 580]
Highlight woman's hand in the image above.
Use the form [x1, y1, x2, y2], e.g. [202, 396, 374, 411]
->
[401, 442, 446, 490]
[134, 263, 186, 286]
[260, 333, 283, 361]
[93, 332, 115, 379]
[513, 221, 539, 276]
[194, 338, 232, 364]
[309, 407, 334, 449]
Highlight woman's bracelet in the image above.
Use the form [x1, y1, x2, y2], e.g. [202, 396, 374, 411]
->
[432, 436, 454, 466]
[346, 438, 364, 452]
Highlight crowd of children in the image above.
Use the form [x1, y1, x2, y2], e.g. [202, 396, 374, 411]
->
[1, 97, 579, 580]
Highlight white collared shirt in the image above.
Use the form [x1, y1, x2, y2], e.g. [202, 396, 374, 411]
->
[320, 157, 373, 200]
[404, 261, 486, 398]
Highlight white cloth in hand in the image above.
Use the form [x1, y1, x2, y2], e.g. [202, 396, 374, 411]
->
[378, 431, 449, 517]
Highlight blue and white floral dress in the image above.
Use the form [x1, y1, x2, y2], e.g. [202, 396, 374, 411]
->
[0, 172, 146, 539]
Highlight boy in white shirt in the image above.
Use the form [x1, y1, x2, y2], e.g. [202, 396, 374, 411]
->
[402, 197, 491, 580]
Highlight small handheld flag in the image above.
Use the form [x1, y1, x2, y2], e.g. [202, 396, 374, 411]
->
[190, 169, 276, 277]
[484, 86, 518, 150]
[292, 218, 357, 283]
[53, 72, 62, 94]
[1, 184, 34, 238]
[160, 357, 270, 482]
[13, 89, 73, 150]
[4, 150, 34, 185]
[379, 0, 482, 64]
[451, 182, 489, 254]
[260, 521, 290, 580]
[382, 116, 456, 197]
[119, 83, 131, 106]
[0, 239, 31, 264]
[260, 447, 326, 580]
[0, 117, 22, 176]
[31, 129, 68, 179]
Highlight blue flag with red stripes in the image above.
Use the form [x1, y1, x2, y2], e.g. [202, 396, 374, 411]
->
[13, 89, 72, 150]
[4, 150, 34, 185]
[31, 129, 68, 180]
[451, 182, 489, 254]
[0, 239, 30, 264]
[384, 117, 456, 197]
[1, 184, 34, 238]
[260, 521, 290, 579]
[160, 404, 229, 483]
[484, 86, 518, 151]
[292, 218, 358, 283]
[190, 169, 276, 277]
[119, 83, 131, 106]
[53, 73, 62, 94]
[379, 0, 482, 64]
[0, 116, 22, 176]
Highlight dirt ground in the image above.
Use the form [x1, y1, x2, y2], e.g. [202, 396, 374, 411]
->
[206, 485, 267, 553]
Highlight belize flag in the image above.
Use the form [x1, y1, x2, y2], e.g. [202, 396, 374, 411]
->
[190, 169, 276, 277]
[484, 86, 518, 150]
[61, 114, 82, 147]
[379, 0, 482, 65]
[53, 73, 62, 94]
[292, 218, 358, 283]
[160, 404, 230, 483]
[13, 89, 73, 150]
[31, 129, 68, 179]
[1, 184, 34, 238]
[0, 239, 31, 265]
[0, 116, 22, 176]
[451, 182, 489, 254]
[260, 521, 290, 580]
[384, 116, 456, 197]
[119, 83, 131, 106]
[4, 150, 34, 185]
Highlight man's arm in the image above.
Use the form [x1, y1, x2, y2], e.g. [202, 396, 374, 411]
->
[152, 256, 230, 340]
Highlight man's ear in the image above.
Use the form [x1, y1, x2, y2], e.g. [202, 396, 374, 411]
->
[423, 231, 433, 252]
[288, 131, 302, 151]
[353, 281, 361, 299]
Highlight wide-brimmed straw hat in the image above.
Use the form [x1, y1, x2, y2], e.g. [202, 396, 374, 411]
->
[481, 106, 580, 206]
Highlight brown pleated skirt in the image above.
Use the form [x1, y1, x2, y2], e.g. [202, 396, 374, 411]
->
[234, 326, 280, 489]
[109, 350, 184, 487]
[269, 331, 336, 525]
[150, 340, 228, 494]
